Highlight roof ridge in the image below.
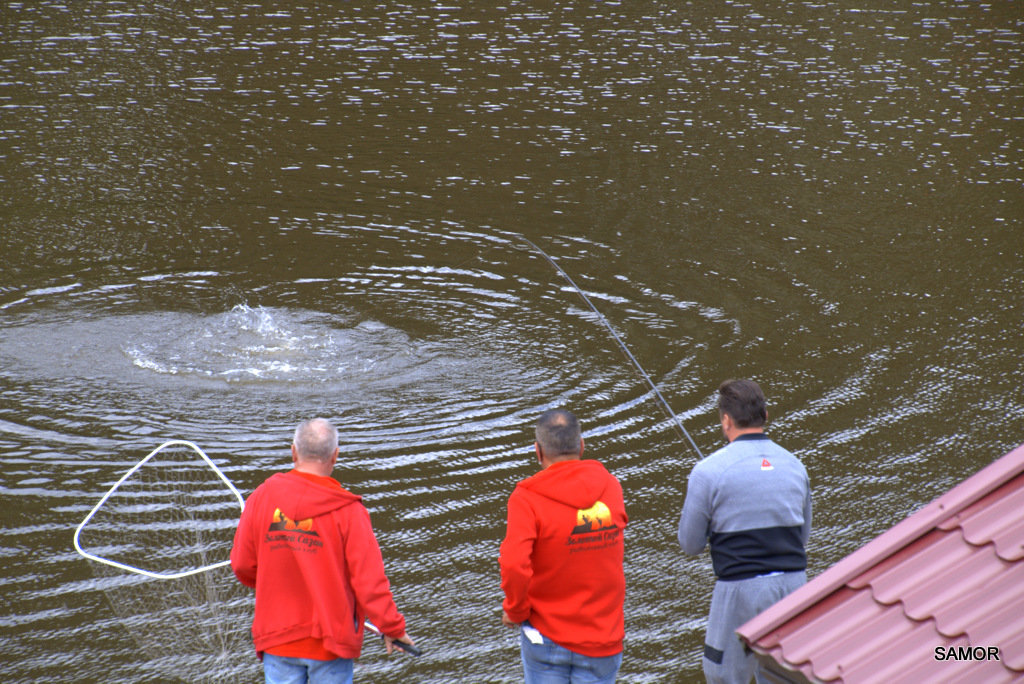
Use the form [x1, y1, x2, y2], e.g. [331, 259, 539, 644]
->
[737, 442, 1024, 645]
[944, 473, 1024, 562]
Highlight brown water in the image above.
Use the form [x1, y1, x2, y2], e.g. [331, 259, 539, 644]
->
[2, 1, 1022, 682]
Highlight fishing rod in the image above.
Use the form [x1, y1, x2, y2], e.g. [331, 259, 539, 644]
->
[364, 619, 423, 656]
[512, 234, 704, 461]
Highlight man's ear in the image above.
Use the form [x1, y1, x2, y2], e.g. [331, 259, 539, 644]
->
[291, 444, 299, 466]
[579, 437, 585, 457]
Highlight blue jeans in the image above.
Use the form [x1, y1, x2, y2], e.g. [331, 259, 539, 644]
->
[519, 623, 623, 684]
[263, 653, 354, 684]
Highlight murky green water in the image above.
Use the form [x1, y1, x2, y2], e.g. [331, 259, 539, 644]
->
[2, 2, 1022, 682]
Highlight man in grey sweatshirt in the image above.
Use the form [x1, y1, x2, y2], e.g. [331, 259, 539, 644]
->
[678, 379, 812, 684]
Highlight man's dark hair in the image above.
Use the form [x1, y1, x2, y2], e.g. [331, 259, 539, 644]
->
[718, 379, 768, 428]
[536, 409, 582, 458]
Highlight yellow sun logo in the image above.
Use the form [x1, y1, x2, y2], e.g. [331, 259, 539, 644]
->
[270, 507, 315, 532]
[574, 501, 613, 532]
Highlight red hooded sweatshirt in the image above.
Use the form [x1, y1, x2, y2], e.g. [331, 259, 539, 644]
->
[230, 470, 405, 659]
[500, 459, 627, 657]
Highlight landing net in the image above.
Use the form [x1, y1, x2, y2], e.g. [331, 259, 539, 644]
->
[73, 440, 258, 682]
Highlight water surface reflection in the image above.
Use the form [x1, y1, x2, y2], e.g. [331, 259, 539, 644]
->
[2, 1, 1022, 682]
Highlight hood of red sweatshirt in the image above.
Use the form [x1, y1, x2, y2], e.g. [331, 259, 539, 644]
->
[265, 470, 362, 521]
[516, 459, 616, 509]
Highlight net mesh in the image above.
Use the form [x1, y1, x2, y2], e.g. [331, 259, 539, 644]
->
[75, 442, 259, 682]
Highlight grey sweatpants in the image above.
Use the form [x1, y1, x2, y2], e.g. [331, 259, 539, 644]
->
[703, 570, 806, 684]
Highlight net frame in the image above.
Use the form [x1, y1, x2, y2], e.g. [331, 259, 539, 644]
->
[73, 439, 246, 579]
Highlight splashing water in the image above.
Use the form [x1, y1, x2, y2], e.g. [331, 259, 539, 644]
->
[123, 304, 425, 384]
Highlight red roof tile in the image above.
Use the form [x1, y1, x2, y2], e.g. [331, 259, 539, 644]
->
[737, 442, 1024, 683]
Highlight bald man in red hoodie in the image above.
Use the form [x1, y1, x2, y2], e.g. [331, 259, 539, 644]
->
[500, 409, 628, 683]
[231, 418, 415, 683]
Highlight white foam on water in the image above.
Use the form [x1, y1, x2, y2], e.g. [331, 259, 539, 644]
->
[118, 304, 439, 386]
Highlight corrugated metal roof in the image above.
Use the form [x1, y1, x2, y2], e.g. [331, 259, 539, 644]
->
[737, 442, 1024, 684]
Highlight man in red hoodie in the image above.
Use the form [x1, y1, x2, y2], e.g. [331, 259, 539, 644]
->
[500, 409, 627, 683]
[230, 418, 415, 683]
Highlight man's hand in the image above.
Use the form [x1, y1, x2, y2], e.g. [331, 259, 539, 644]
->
[384, 632, 416, 655]
[501, 610, 519, 627]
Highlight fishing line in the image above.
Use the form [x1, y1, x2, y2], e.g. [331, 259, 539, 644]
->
[508, 233, 704, 461]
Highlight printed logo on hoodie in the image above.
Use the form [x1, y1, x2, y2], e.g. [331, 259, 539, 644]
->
[266, 507, 324, 553]
[566, 500, 621, 553]
[269, 508, 319, 535]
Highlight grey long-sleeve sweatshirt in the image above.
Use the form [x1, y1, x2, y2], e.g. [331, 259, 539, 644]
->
[678, 433, 811, 581]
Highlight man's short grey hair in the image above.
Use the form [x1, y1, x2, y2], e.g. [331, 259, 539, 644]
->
[536, 408, 582, 458]
[293, 418, 338, 463]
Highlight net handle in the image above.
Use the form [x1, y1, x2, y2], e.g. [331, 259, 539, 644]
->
[73, 440, 246, 580]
